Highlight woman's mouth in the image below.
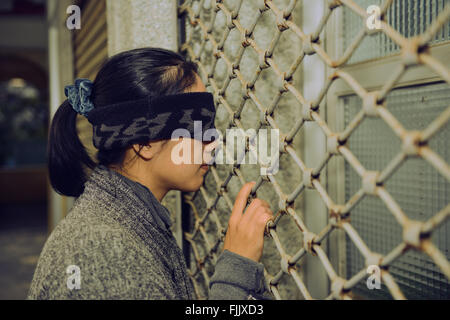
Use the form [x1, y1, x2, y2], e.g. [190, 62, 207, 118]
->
[200, 164, 209, 171]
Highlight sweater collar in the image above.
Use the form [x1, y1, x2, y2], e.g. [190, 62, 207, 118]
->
[86, 164, 173, 233]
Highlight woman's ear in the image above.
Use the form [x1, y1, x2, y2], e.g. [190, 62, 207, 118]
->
[132, 143, 153, 161]
[132, 141, 168, 161]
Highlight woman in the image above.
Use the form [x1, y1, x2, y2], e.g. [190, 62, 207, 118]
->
[28, 47, 274, 300]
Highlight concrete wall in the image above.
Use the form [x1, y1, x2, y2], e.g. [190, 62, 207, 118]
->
[106, 0, 178, 56]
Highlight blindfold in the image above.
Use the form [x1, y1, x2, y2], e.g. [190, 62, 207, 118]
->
[86, 92, 217, 151]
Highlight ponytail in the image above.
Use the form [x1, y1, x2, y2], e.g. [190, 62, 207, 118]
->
[47, 100, 95, 197]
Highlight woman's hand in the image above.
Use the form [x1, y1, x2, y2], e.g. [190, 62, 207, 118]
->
[223, 181, 273, 262]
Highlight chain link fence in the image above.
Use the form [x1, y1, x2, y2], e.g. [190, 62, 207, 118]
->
[177, 0, 450, 299]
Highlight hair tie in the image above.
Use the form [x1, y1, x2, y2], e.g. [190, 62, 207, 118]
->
[64, 78, 95, 117]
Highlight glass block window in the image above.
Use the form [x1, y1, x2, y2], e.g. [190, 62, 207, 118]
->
[343, 82, 450, 299]
[343, 0, 450, 64]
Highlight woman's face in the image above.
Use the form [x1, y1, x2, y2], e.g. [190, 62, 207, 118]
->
[147, 74, 217, 192]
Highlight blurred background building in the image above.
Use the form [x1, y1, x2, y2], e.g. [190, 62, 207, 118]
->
[0, 0, 48, 299]
[0, 0, 448, 300]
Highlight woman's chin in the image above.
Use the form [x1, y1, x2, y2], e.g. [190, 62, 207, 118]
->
[179, 179, 204, 193]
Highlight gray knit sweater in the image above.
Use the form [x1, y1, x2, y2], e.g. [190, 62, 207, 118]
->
[27, 165, 270, 300]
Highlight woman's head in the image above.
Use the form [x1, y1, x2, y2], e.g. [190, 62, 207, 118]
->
[48, 47, 215, 198]
[112, 73, 215, 199]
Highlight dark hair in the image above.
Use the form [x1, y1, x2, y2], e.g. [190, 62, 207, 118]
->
[48, 47, 199, 197]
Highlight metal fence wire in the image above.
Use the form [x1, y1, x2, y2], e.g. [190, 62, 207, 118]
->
[177, 0, 450, 300]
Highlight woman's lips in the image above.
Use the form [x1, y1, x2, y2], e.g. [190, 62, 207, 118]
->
[200, 164, 209, 170]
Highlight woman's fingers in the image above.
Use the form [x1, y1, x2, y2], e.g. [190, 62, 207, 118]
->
[230, 181, 256, 225]
[241, 198, 273, 230]
[225, 181, 274, 262]
[243, 198, 271, 219]
[257, 209, 273, 231]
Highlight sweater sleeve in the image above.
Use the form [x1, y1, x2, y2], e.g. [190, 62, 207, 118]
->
[208, 250, 273, 300]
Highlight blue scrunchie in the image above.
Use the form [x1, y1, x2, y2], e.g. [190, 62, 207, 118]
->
[64, 78, 95, 117]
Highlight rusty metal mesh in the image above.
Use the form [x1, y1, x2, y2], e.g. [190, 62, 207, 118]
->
[177, 0, 450, 299]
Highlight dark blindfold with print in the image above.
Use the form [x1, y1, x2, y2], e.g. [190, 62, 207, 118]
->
[65, 79, 217, 151]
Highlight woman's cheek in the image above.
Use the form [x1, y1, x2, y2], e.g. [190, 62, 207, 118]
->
[171, 163, 196, 181]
